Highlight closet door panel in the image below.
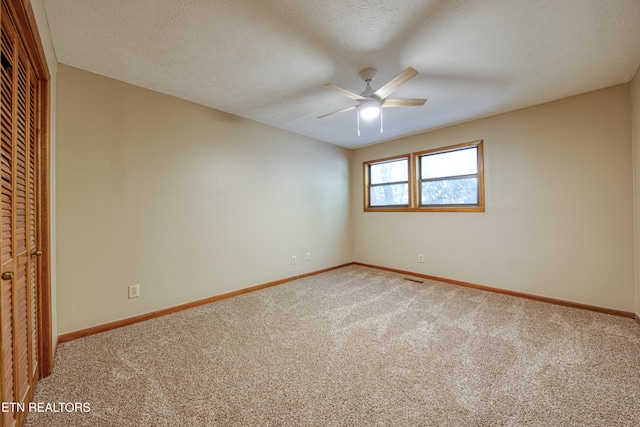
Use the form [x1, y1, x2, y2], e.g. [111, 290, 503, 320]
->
[27, 74, 36, 379]
[13, 47, 30, 404]
[0, 4, 40, 424]
[0, 15, 16, 427]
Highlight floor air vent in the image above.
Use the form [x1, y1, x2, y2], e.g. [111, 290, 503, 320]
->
[403, 277, 425, 283]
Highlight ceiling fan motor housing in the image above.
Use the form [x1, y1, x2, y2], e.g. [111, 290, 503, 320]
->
[359, 68, 377, 97]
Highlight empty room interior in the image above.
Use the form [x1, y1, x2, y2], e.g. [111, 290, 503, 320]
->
[2, 0, 640, 426]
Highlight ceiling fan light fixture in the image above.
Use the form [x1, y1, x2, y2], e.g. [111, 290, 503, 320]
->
[359, 100, 380, 120]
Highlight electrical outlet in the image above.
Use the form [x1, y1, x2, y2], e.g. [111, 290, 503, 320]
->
[291, 255, 297, 265]
[306, 252, 311, 261]
[128, 284, 140, 299]
[418, 254, 424, 263]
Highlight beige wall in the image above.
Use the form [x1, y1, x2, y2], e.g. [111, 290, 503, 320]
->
[56, 65, 352, 333]
[30, 0, 59, 347]
[632, 67, 640, 319]
[52, 58, 638, 332]
[352, 85, 634, 312]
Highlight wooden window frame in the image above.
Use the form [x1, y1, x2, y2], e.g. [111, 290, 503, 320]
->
[363, 154, 411, 212]
[413, 140, 485, 212]
[363, 140, 485, 212]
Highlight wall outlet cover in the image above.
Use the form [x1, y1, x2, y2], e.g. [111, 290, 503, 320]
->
[128, 284, 140, 299]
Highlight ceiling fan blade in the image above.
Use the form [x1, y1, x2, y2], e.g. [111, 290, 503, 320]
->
[323, 83, 367, 101]
[382, 98, 427, 107]
[317, 105, 357, 118]
[373, 67, 419, 100]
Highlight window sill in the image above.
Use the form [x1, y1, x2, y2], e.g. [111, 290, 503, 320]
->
[364, 205, 485, 212]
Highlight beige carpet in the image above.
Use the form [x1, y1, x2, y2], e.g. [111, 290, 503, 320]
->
[25, 265, 640, 426]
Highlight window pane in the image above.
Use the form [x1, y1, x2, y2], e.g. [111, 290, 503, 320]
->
[421, 177, 478, 205]
[370, 183, 408, 206]
[421, 147, 477, 179]
[370, 159, 408, 184]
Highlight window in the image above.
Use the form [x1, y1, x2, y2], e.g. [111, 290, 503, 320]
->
[363, 140, 484, 212]
[363, 155, 410, 210]
[415, 141, 484, 211]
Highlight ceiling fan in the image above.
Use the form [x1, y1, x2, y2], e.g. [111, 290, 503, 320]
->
[318, 66, 427, 135]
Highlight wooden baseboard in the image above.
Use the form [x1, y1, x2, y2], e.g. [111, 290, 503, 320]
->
[58, 263, 355, 343]
[355, 262, 635, 319]
[58, 261, 636, 344]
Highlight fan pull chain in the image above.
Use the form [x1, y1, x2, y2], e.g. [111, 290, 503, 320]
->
[357, 109, 361, 136]
[380, 107, 383, 134]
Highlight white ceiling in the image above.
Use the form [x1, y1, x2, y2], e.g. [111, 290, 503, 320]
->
[42, 0, 640, 149]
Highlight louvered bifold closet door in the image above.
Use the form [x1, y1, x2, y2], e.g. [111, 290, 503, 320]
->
[0, 6, 38, 426]
[1, 16, 16, 427]
[14, 36, 32, 413]
[27, 69, 36, 383]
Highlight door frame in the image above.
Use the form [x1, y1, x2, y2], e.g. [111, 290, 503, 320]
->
[4, 0, 52, 378]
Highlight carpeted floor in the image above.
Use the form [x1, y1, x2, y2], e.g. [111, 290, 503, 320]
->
[24, 265, 640, 426]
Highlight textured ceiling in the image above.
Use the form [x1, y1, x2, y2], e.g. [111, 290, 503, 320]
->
[42, 0, 640, 149]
